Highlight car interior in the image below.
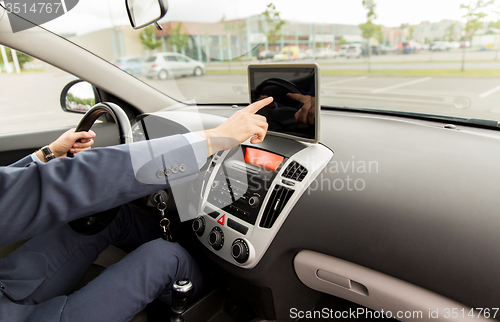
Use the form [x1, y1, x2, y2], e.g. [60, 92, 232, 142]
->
[1, 1, 500, 321]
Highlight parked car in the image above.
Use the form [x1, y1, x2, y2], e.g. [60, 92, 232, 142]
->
[141, 53, 205, 80]
[339, 44, 350, 56]
[113, 56, 145, 74]
[430, 41, 451, 51]
[449, 42, 461, 50]
[460, 41, 471, 48]
[322, 48, 339, 59]
[273, 46, 300, 61]
[257, 50, 276, 60]
[346, 43, 363, 58]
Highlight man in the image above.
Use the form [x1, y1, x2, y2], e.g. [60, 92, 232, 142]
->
[0, 97, 272, 322]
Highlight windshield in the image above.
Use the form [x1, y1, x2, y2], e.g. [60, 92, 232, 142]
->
[39, 0, 500, 123]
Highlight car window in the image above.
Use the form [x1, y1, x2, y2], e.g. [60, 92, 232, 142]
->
[39, 0, 500, 125]
[145, 56, 156, 62]
[0, 46, 83, 134]
[166, 56, 178, 62]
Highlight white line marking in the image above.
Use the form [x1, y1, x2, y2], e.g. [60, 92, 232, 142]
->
[60, 0, 68, 14]
[323, 76, 367, 87]
[371, 77, 432, 93]
[479, 84, 500, 98]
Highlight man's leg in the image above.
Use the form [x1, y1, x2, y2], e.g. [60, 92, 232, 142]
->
[9, 204, 162, 304]
[60, 238, 203, 322]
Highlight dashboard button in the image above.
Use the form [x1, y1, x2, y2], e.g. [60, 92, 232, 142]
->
[281, 179, 295, 186]
[206, 210, 219, 219]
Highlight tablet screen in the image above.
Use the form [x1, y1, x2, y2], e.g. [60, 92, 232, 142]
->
[248, 64, 319, 143]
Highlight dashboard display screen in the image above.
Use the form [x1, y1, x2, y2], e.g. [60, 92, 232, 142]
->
[248, 64, 319, 143]
[244, 147, 284, 172]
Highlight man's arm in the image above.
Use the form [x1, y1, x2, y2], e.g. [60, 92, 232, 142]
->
[7, 129, 96, 168]
[0, 135, 199, 246]
[0, 97, 273, 246]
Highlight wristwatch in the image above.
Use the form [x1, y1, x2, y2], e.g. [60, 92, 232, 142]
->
[41, 145, 56, 161]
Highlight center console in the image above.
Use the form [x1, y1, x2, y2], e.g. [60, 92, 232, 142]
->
[192, 137, 332, 268]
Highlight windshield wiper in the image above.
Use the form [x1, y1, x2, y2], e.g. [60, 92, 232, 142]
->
[322, 106, 500, 129]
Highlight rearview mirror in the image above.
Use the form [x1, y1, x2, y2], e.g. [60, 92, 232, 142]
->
[126, 0, 168, 29]
[60, 80, 100, 114]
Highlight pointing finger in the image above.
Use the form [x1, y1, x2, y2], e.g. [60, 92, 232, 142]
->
[244, 97, 274, 114]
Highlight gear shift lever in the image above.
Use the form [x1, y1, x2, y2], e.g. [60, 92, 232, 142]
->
[170, 278, 194, 322]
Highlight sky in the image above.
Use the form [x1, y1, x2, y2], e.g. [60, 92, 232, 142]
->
[43, 0, 500, 36]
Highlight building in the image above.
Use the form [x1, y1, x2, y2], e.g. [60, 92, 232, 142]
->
[157, 16, 363, 61]
[67, 17, 363, 63]
[472, 27, 500, 50]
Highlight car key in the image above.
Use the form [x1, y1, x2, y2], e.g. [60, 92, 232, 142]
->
[157, 201, 172, 241]
[159, 218, 172, 241]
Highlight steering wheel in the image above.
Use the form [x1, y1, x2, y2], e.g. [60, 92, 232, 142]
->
[68, 102, 133, 235]
[255, 77, 305, 97]
[255, 78, 307, 129]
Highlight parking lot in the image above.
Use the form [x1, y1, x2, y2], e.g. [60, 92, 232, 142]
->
[2, 50, 500, 135]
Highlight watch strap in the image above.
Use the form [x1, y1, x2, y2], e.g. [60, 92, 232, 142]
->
[41, 145, 56, 161]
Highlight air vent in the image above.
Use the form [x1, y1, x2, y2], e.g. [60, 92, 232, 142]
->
[282, 161, 308, 182]
[259, 185, 294, 228]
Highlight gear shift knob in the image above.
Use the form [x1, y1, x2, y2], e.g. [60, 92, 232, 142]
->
[170, 278, 194, 321]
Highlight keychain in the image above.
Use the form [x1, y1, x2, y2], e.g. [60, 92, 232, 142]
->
[157, 198, 172, 241]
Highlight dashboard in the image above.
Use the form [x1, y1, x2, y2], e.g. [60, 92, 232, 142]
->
[195, 139, 332, 268]
[130, 108, 500, 321]
[132, 110, 333, 269]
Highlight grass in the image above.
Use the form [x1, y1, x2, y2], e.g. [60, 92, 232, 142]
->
[205, 69, 500, 77]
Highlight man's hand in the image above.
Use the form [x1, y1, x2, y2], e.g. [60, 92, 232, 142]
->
[35, 128, 96, 162]
[287, 93, 316, 125]
[198, 97, 272, 156]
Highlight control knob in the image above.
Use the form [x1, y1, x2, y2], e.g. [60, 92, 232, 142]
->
[192, 216, 205, 237]
[248, 195, 260, 208]
[208, 227, 224, 250]
[231, 239, 249, 263]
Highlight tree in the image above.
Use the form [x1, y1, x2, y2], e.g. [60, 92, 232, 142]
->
[359, 0, 382, 72]
[139, 25, 163, 52]
[408, 26, 415, 40]
[445, 23, 456, 42]
[489, 20, 500, 28]
[221, 15, 247, 58]
[168, 23, 189, 53]
[460, 0, 493, 70]
[338, 37, 348, 46]
[0, 47, 33, 70]
[262, 3, 285, 44]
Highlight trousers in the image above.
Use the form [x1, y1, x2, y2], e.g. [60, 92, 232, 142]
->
[0, 204, 203, 322]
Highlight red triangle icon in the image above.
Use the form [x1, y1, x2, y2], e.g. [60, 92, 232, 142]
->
[217, 215, 225, 225]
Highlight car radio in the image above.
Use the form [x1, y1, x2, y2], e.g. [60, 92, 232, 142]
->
[206, 146, 285, 226]
[193, 140, 333, 269]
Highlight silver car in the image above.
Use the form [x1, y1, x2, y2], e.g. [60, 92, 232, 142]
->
[141, 53, 205, 80]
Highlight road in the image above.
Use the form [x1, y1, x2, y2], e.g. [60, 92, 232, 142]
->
[206, 50, 500, 71]
[3, 54, 500, 135]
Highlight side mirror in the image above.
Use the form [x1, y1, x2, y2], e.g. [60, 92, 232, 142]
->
[60, 80, 100, 114]
[126, 0, 168, 29]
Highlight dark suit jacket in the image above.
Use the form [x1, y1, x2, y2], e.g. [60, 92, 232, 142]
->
[0, 134, 204, 321]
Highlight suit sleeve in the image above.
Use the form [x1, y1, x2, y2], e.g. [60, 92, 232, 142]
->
[7, 155, 34, 168]
[0, 134, 203, 246]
